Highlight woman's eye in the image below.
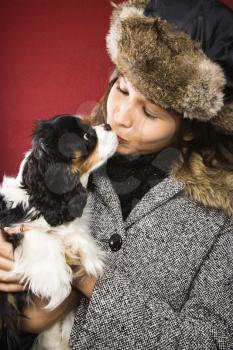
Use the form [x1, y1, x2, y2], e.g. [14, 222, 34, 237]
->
[83, 133, 89, 141]
[116, 84, 128, 95]
[143, 107, 158, 120]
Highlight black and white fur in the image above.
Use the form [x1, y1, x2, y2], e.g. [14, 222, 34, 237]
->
[0, 114, 118, 350]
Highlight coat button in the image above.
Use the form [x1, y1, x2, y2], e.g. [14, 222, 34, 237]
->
[109, 233, 122, 252]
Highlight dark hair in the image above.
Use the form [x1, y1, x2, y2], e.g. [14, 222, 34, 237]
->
[90, 69, 233, 172]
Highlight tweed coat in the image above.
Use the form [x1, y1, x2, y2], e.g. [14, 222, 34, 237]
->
[66, 153, 233, 350]
[30, 150, 233, 350]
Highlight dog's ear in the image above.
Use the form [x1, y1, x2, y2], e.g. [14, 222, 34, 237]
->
[43, 163, 88, 225]
[66, 182, 88, 218]
[44, 163, 80, 195]
[22, 155, 88, 226]
[58, 132, 88, 159]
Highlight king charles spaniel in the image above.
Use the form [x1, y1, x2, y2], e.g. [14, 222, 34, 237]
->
[0, 114, 118, 350]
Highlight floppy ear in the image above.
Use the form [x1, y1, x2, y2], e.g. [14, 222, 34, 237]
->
[22, 155, 88, 226]
[44, 162, 81, 195]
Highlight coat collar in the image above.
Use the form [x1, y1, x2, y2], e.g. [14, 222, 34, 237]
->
[91, 166, 185, 229]
[91, 148, 233, 227]
[170, 152, 233, 219]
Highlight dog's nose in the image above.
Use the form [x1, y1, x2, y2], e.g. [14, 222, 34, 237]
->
[104, 123, 112, 131]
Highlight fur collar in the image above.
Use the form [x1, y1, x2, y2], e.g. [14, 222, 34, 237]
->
[170, 152, 233, 219]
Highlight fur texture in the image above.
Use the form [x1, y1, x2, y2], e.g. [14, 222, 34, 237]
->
[105, 0, 233, 133]
[170, 152, 233, 219]
[212, 101, 233, 134]
[0, 114, 118, 350]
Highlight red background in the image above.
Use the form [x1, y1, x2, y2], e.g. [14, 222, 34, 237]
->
[0, 0, 233, 181]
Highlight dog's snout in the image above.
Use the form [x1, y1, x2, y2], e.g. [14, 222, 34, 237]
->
[104, 123, 112, 131]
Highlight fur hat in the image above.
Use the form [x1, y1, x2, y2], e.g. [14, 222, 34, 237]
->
[106, 0, 233, 133]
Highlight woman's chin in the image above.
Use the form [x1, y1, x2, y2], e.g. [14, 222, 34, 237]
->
[116, 144, 135, 155]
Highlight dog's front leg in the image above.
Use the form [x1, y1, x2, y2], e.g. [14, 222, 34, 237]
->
[62, 228, 106, 279]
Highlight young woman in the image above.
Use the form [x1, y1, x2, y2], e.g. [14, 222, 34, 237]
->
[0, 0, 233, 349]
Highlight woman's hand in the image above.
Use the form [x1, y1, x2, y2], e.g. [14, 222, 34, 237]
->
[21, 288, 82, 333]
[72, 274, 98, 299]
[0, 228, 24, 292]
[2, 224, 99, 299]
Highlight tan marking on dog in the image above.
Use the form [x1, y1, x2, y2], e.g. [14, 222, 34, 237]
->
[62, 235, 86, 278]
[71, 146, 101, 175]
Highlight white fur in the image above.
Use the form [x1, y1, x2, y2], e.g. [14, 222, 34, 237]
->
[1, 123, 118, 349]
[1, 176, 29, 209]
[37, 311, 75, 350]
[94, 124, 118, 161]
[0, 150, 31, 209]
[80, 124, 118, 187]
[106, 6, 144, 61]
[106, 13, 122, 62]
[11, 229, 72, 310]
[119, 6, 144, 20]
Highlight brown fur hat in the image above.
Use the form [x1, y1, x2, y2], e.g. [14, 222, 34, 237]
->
[106, 0, 233, 133]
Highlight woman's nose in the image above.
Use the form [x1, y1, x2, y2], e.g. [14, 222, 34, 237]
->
[114, 105, 134, 128]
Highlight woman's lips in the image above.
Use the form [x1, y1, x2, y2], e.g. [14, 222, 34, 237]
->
[117, 135, 127, 143]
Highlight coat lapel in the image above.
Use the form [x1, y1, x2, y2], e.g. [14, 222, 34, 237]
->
[124, 176, 185, 228]
[90, 166, 126, 234]
[91, 149, 233, 229]
[91, 167, 185, 229]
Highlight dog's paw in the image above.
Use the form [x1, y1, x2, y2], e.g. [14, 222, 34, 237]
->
[62, 234, 106, 278]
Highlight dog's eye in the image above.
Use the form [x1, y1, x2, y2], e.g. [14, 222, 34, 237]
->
[83, 133, 89, 141]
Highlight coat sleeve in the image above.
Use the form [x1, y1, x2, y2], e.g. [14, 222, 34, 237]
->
[69, 221, 233, 350]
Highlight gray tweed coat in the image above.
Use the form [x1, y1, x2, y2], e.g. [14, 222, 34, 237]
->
[32, 151, 233, 350]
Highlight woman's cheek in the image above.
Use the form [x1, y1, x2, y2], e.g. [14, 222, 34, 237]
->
[107, 101, 119, 127]
[106, 95, 115, 125]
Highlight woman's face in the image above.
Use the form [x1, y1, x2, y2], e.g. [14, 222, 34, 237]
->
[106, 75, 182, 155]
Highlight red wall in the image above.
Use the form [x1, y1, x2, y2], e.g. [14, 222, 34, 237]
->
[0, 0, 233, 181]
[0, 0, 123, 181]
[222, 0, 233, 8]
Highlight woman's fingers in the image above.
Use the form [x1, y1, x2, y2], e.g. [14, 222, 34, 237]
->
[0, 269, 20, 283]
[0, 229, 14, 260]
[4, 224, 29, 235]
[0, 225, 28, 260]
[0, 255, 14, 271]
[0, 229, 25, 292]
[0, 282, 24, 292]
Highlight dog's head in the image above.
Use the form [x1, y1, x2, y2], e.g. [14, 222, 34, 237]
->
[22, 114, 118, 226]
[33, 114, 97, 166]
